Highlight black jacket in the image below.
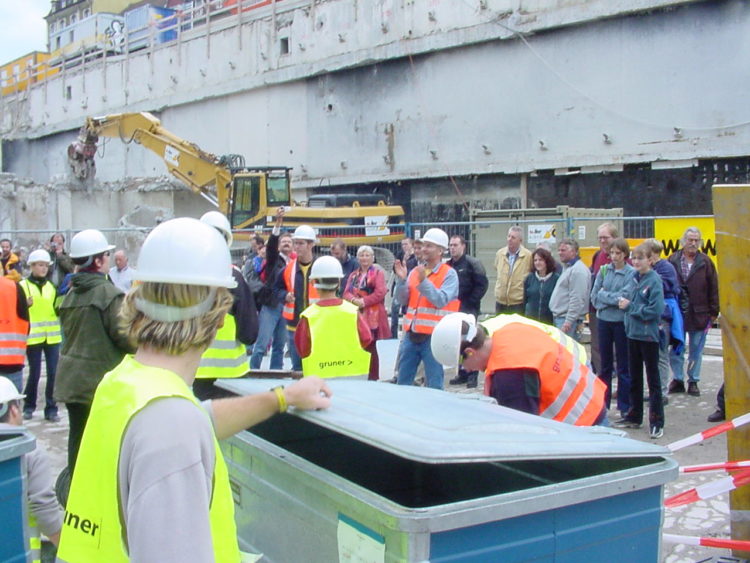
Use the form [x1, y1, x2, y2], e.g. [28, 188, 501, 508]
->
[447, 254, 489, 316]
[230, 268, 258, 345]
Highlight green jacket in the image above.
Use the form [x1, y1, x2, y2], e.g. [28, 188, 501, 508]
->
[54, 273, 135, 404]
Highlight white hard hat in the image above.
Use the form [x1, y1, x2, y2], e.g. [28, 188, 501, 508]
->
[292, 224, 317, 242]
[70, 229, 115, 258]
[430, 313, 478, 367]
[134, 218, 237, 289]
[420, 228, 449, 249]
[200, 211, 233, 247]
[310, 255, 343, 289]
[0, 376, 24, 405]
[27, 249, 52, 264]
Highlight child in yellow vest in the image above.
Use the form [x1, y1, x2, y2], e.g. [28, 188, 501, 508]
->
[295, 256, 372, 378]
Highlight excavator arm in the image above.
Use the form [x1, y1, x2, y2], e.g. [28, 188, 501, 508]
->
[67, 112, 233, 212]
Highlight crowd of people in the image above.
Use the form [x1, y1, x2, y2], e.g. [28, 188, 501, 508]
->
[489, 222, 720, 438]
[0, 213, 723, 559]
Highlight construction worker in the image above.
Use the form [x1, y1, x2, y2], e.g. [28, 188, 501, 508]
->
[393, 227, 460, 389]
[431, 313, 606, 425]
[0, 376, 63, 563]
[276, 224, 319, 371]
[295, 255, 372, 378]
[0, 274, 29, 393]
[19, 249, 62, 422]
[57, 218, 331, 562]
[194, 211, 258, 400]
[55, 229, 134, 472]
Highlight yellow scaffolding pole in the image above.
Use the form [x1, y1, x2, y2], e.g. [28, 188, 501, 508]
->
[713, 184, 750, 557]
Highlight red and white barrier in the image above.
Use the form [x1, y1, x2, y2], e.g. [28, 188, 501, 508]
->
[663, 533, 750, 551]
[665, 467, 750, 508]
[668, 412, 750, 452]
[680, 460, 750, 473]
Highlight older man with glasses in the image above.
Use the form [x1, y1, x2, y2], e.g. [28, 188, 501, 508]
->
[667, 227, 719, 397]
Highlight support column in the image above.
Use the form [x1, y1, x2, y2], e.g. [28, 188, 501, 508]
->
[713, 183, 750, 558]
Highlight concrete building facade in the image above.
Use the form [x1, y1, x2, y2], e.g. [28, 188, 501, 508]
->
[2, 0, 748, 230]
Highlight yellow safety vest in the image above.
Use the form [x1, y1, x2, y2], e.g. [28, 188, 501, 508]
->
[195, 313, 248, 379]
[28, 512, 41, 563]
[20, 279, 62, 346]
[300, 301, 371, 377]
[58, 356, 240, 563]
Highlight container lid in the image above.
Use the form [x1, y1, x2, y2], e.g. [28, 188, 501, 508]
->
[0, 428, 36, 463]
[217, 379, 671, 463]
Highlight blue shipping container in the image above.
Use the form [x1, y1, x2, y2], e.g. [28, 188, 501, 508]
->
[0, 428, 36, 563]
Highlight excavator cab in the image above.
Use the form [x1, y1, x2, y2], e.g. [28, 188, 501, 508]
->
[230, 167, 291, 229]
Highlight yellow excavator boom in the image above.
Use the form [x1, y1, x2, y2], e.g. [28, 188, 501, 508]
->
[68, 112, 232, 211]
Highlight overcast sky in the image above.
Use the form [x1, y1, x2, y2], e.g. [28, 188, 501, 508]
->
[0, 1, 51, 64]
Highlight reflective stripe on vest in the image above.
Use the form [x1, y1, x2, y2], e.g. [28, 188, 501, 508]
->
[58, 356, 240, 563]
[29, 513, 41, 563]
[20, 279, 62, 345]
[282, 259, 319, 322]
[483, 314, 605, 426]
[196, 313, 248, 379]
[0, 277, 29, 365]
[403, 263, 460, 334]
[300, 302, 371, 377]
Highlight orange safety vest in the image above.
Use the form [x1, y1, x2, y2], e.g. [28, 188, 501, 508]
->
[484, 320, 605, 426]
[281, 259, 319, 322]
[0, 277, 29, 365]
[403, 263, 460, 335]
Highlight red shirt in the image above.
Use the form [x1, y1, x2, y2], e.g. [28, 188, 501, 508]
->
[294, 298, 374, 358]
[591, 249, 612, 276]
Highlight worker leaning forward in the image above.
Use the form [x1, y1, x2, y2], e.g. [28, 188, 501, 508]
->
[193, 211, 258, 400]
[393, 228, 460, 390]
[295, 255, 372, 378]
[274, 224, 319, 371]
[57, 218, 332, 563]
[432, 313, 606, 425]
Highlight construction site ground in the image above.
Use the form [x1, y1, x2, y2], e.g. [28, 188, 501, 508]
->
[26, 328, 741, 562]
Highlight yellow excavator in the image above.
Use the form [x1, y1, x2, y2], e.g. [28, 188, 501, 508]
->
[67, 112, 406, 246]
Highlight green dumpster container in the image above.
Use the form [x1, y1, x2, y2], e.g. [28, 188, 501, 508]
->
[218, 379, 677, 562]
[0, 427, 36, 563]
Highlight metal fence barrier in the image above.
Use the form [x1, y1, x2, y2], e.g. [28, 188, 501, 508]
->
[2, 215, 714, 316]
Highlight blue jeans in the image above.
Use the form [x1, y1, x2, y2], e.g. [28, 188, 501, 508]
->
[250, 303, 287, 370]
[24, 343, 59, 417]
[553, 316, 582, 342]
[288, 329, 302, 372]
[597, 319, 630, 414]
[669, 329, 707, 383]
[4, 368, 23, 393]
[396, 334, 444, 390]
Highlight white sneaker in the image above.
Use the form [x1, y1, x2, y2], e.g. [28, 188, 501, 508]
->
[650, 425, 664, 439]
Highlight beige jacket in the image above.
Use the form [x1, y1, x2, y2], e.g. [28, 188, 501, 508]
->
[494, 245, 532, 306]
